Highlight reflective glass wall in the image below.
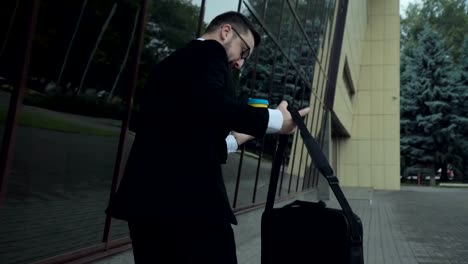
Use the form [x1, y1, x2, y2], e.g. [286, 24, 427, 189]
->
[0, 1, 340, 263]
[0, 1, 139, 262]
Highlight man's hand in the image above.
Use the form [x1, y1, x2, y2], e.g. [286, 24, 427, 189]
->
[231, 131, 255, 146]
[276, 100, 310, 134]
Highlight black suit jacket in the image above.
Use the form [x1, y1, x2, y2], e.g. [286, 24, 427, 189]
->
[106, 40, 270, 225]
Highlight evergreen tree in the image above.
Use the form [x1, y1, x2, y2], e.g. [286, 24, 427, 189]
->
[400, 42, 421, 171]
[400, 25, 461, 180]
[401, 0, 468, 62]
[450, 37, 468, 181]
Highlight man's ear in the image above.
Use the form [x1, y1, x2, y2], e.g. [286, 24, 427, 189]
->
[220, 24, 232, 41]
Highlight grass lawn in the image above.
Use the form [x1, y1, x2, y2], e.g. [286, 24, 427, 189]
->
[0, 108, 120, 137]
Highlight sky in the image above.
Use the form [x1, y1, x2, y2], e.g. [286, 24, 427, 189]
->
[203, 0, 240, 23]
[400, 0, 422, 17]
[192, 0, 423, 21]
[190, 0, 239, 23]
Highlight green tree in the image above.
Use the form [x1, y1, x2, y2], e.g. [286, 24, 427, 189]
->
[401, 0, 468, 61]
[143, 0, 201, 63]
[400, 25, 464, 180]
[400, 41, 420, 171]
[450, 37, 468, 181]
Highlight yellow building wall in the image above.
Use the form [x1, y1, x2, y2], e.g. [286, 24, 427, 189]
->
[334, 0, 400, 190]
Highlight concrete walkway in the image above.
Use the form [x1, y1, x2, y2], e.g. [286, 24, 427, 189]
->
[91, 186, 468, 264]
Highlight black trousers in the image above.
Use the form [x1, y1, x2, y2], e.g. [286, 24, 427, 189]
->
[128, 218, 238, 264]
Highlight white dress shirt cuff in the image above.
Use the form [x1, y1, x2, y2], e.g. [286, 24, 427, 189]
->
[266, 109, 283, 134]
[225, 134, 238, 153]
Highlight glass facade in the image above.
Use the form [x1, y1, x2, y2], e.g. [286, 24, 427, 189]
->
[0, 0, 342, 263]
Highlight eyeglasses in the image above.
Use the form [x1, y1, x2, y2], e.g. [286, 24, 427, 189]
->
[231, 27, 251, 60]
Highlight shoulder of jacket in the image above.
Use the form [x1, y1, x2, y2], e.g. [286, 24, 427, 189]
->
[195, 40, 228, 61]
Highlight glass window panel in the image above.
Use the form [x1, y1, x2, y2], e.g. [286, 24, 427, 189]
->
[219, 0, 337, 209]
[317, 71, 328, 104]
[306, 0, 327, 54]
[233, 12, 273, 209]
[147, 0, 201, 62]
[0, 0, 26, 147]
[109, 133, 134, 240]
[238, 6, 271, 101]
[284, 69, 302, 105]
[301, 81, 312, 111]
[296, 0, 311, 29]
[324, 0, 337, 49]
[244, 0, 266, 18]
[128, 0, 203, 136]
[278, 0, 295, 51]
[263, 0, 283, 38]
[289, 0, 298, 8]
[290, 26, 306, 77]
[0, 1, 138, 263]
[303, 43, 318, 83]
[269, 53, 288, 105]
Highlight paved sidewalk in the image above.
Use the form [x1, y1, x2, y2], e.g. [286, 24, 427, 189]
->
[92, 186, 468, 264]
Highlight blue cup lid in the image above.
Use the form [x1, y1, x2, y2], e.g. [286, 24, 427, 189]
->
[248, 98, 269, 105]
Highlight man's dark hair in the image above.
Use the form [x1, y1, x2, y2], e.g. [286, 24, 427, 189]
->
[205, 11, 261, 47]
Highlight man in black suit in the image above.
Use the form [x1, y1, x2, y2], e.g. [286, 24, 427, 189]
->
[106, 11, 310, 263]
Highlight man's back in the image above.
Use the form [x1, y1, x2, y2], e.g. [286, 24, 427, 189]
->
[107, 39, 263, 224]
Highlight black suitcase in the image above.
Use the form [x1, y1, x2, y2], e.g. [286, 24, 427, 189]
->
[261, 109, 364, 264]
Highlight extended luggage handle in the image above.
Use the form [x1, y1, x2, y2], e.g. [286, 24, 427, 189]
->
[265, 107, 362, 243]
